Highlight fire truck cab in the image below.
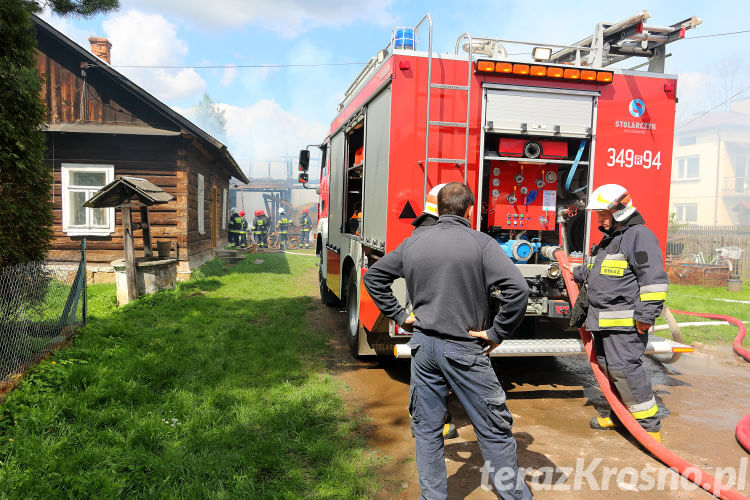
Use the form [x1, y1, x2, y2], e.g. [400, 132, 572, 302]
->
[306, 12, 699, 358]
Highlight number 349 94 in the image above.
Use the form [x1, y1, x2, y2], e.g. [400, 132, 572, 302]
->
[605, 148, 662, 170]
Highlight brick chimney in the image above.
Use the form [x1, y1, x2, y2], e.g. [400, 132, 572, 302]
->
[88, 37, 112, 64]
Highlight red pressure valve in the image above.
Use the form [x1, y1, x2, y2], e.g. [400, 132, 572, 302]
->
[566, 205, 578, 218]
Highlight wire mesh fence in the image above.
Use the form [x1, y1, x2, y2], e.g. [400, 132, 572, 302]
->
[0, 241, 86, 392]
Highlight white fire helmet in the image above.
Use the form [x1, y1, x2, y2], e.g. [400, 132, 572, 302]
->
[586, 184, 636, 222]
[424, 183, 448, 217]
[278, 208, 285, 215]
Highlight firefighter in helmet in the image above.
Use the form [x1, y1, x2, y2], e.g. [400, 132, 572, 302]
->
[568, 184, 668, 443]
[252, 210, 266, 248]
[260, 210, 270, 248]
[299, 208, 313, 249]
[238, 210, 248, 248]
[227, 207, 241, 247]
[277, 208, 291, 250]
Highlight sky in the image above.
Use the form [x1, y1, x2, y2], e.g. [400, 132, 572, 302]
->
[41, 0, 750, 180]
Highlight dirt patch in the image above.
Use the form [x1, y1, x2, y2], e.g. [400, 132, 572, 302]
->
[307, 295, 750, 499]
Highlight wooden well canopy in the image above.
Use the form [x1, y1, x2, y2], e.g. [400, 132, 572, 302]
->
[83, 175, 173, 208]
[83, 176, 174, 302]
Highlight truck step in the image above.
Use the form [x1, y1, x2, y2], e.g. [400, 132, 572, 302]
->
[393, 335, 693, 358]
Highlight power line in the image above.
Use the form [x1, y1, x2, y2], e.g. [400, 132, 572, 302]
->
[85, 62, 369, 69]
[678, 84, 750, 129]
[684, 29, 750, 40]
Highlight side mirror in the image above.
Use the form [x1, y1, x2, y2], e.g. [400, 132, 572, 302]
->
[298, 149, 310, 170]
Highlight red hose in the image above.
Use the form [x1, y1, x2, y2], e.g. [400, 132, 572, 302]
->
[668, 309, 750, 362]
[555, 249, 748, 500]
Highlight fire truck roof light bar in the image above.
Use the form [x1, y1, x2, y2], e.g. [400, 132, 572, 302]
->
[476, 60, 613, 84]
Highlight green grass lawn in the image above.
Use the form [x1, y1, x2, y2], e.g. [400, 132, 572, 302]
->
[661, 283, 750, 344]
[0, 253, 381, 498]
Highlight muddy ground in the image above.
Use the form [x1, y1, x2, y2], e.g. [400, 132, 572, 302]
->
[307, 299, 750, 499]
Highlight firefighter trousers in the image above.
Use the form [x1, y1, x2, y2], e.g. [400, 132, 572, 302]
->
[301, 229, 310, 248]
[407, 331, 532, 500]
[593, 330, 661, 432]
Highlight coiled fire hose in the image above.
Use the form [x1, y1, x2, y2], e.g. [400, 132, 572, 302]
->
[554, 248, 749, 500]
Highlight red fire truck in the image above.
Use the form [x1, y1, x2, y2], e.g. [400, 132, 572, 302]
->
[303, 12, 699, 358]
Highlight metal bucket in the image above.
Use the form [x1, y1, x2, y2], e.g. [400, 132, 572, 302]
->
[156, 240, 171, 258]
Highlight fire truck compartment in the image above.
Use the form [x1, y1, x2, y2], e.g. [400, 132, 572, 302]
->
[485, 87, 595, 137]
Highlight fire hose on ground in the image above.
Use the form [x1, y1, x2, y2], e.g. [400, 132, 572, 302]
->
[553, 247, 749, 500]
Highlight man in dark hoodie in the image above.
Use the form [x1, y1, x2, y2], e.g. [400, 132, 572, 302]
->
[569, 183, 668, 444]
[364, 182, 532, 500]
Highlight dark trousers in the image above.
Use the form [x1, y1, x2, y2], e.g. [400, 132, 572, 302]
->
[593, 330, 660, 432]
[253, 232, 262, 245]
[301, 230, 310, 247]
[279, 233, 288, 249]
[408, 331, 532, 500]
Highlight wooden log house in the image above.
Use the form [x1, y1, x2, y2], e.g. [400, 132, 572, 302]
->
[32, 16, 248, 282]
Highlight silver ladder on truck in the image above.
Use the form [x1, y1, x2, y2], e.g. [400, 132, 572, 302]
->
[416, 14, 473, 208]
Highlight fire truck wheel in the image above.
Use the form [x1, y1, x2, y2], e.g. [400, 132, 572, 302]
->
[346, 273, 362, 357]
[319, 269, 340, 307]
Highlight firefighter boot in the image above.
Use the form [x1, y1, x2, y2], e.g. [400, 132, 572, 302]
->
[647, 431, 662, 444]
[590, 415, 618, 430]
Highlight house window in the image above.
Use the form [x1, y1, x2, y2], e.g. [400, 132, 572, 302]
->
[675, 156, 699, 180]
[222, 188, 227, 229]
[61, 164, 114, 236]
[197, 174, 205, 235]
[674, 203, 698, 223]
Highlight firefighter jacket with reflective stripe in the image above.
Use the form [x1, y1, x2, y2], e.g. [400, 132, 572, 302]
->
[229, 215, 244, 233]
[573, 211, 668, 332]
[277, 217, 291, 234]
[300, 215, 312, 231]
[252, 216, 265, 234]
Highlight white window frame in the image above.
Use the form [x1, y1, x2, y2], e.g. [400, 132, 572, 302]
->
[197, 173, 205, 235]
[674, 156, 700, 181]
[61, 163, 115, 236]
[222, 188, 227, 230]
[674, 203, 698, 223]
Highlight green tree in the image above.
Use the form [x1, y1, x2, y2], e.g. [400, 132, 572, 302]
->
[193, 92, 227, 141]
[0, 0, 118, 268]
[36, 0, 118, 16]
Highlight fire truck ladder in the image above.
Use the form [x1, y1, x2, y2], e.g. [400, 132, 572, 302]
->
[548, 10, 701, 71]
[420, 15, 474, 208]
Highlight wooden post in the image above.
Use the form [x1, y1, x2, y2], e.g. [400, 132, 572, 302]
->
[121, 203, 138, 302]
[140, 204, 153, 258]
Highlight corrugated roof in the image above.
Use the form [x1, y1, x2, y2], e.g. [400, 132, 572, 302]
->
[32, 16, 249, 184]
[83, 176, 174, 208]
